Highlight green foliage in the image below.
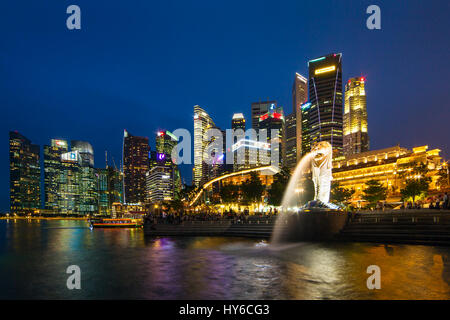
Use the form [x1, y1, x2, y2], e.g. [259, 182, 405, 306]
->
[241, 171, 265, 204]
[399, 161, 431, 202]
[219, 183, 239, 204]
[400, 179, 430, 203]
[330, 181, 355, 204]
[437, 166, 449, 188]
[362, 179, 387, 207]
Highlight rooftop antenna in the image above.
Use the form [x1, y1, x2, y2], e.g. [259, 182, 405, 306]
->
[105, 150, 108, 169]
[112, 156, 118, 170]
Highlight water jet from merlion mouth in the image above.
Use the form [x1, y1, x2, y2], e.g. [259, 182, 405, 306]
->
[271, 141, 345, 243]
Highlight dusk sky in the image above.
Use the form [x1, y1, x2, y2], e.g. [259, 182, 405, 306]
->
[1, 0, 449, 211]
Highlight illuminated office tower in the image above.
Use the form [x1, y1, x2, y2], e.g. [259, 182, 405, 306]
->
[193, 105, 216, 186]
[155, 131, 182, 196]
[231, 113, 246, 131]
[107, 166, 124, 205]
[96, 166, 124, 216]
[343, 77, 369, 156]
[97, 168, 109, 215]
[44, 139, 68, 212]
[123, 130, 150, 204]
[146, 151, 176, 203]
[231, 113, 246, 170]
[71, 140, 97, 215]
[156, 130, 178, 161]
[258, 108, 285, 168]
[251, 100, 277, 130]
[301, 101, 312, 156]
[292, 73, 308, 161]
[284, 113, 297, 170]
[232, 138, 271, 171]
[59, 150, 82, 215]
[9, 131, 41, 215]
[306, 53, 343, 156]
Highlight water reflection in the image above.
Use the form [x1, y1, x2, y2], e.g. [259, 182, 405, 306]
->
[1, 220, 450, 299]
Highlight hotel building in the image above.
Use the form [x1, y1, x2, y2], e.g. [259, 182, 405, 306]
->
[333, 145, 443, 204]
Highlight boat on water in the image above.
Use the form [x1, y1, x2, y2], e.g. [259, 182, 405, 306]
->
[90, 218, 143, 228]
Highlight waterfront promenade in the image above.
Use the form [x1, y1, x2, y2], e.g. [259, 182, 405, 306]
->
[144, 210, 450, 246]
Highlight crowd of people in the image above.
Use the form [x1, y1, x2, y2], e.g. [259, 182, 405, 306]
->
[144, 208, 279, 225]
[400, 192, 449, 210]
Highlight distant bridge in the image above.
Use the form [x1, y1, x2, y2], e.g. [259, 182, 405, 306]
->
[189, 165, 279, 206]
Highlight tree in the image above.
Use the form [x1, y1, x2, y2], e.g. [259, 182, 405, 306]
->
[399, 161, 431, 203]
[400, 179, 429, 203]
[437, 165, 449, 189]
[331, 181, 355, 204]
[241, 171, 265, 205]
[219, 183, 238, 204]
[362, 179, 387, 208]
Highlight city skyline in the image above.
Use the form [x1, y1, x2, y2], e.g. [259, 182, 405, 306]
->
[2, 1, 449, 211]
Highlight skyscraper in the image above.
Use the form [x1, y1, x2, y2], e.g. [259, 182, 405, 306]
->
[156, 130, 178, 161]
[44, 139, 68, 212]
[231, 113, 246, 131]
[306, 53, 343, 156]
[343, 77, 369, 155]
[258, 108, 285, 169]
[154, 130, 182, 198]
[146, 154, 175, 203]
[59, 149, 82, 215]
[123, 130, 150, 204]
[9, 131, 41, 215]
[71, 140, 97, 215]
[193, 105, 217, 186]
[292, 73, 308, 162]
[96, 166, 124, 216]
[251, 100, 277, 130]
[284, 113, 297, 169]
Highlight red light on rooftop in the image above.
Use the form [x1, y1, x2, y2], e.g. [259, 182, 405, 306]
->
[360, 77, 365, 82]
[273, 112, 282, 119]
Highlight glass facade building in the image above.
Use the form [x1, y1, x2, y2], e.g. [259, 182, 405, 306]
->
[71, 140, 97, 215]
[306, 53, 343, 156]
[291, 73, 308, 165]
[193, 105, 217, 186]
[9, 131, 41, 215]
[44, 139, 68, 212]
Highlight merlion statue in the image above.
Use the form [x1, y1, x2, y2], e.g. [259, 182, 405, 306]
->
[310, 141, 333, 204]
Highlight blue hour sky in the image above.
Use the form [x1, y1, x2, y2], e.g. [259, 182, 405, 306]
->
[1, 0, 449, 211]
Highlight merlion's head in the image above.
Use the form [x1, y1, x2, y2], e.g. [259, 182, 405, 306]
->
[311, 141, 332, 162]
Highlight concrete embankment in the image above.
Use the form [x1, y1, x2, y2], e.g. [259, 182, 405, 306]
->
[144, 211, 450, 246]
[338, 210, 450, 246]
[144, 219, 276, 239]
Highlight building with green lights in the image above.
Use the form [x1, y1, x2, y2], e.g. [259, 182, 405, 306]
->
[96, 166, 124, 216]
